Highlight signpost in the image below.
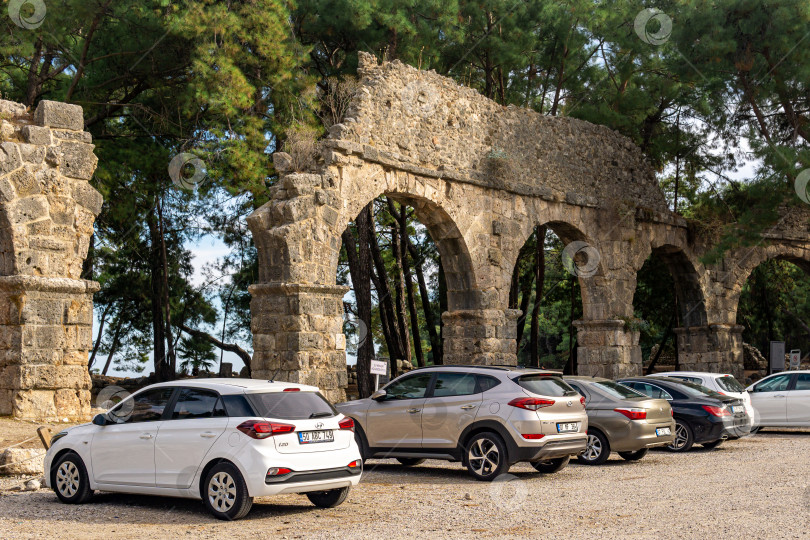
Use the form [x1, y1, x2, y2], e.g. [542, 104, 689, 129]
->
[370, 359, 387, 391]
[789, 349, 802, 370]
[769, 341, 785, 374]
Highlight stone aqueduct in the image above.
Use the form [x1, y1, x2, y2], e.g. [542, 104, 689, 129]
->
[1, 53, 809, 417]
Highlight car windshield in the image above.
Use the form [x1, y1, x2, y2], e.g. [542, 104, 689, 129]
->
[593, 381, 647, 399]
[665, 379, 723, 398]
[247, 391, 337, 420]
[517, 375, 579, 397]
[715, 375, 745, 393]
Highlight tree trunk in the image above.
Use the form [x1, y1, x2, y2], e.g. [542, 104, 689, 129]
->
[158, 196, 176, 379]
[407, 241, 442, 365]
[387, 201, 411, 368]
[147, 211, 168, 381]
[514, 243, 535, 350]
[368, 208, 405, 369]
[88, 302, 112, 371]
[565, 276, 576, 375]
[530, 226, 546, 367]
[437, 261, 448, 365]
[646, 311, 676, 375]
[398, 207, 424, 367]
[101, 320, 124, 376]
[178, 323, 253, 374]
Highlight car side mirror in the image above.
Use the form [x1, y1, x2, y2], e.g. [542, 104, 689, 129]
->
[92, 413, 107, 426]
[371, 389, 387, 401]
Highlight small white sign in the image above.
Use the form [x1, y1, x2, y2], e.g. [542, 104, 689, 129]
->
[370, 360, 388, 376]
[790, 350, 801, 369]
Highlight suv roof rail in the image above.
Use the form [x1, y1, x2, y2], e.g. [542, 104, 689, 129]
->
[411, 364, 512, 371]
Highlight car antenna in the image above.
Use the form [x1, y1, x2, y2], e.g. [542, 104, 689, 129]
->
[269, 367, 281, 382]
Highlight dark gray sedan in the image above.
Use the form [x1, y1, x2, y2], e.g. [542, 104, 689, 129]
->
[564, 376, 675, 465]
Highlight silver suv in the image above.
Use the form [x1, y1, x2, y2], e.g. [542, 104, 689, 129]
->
[336, 365, 588, 480]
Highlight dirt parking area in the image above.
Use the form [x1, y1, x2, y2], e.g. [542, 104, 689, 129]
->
[1, 430, 808, 539]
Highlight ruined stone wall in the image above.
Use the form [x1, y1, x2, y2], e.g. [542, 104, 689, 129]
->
[0, 99, 101, 420]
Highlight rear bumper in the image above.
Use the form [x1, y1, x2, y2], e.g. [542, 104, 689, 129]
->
[514, 435, 588, 462]
[692, 416, 750, 443]
[265, 465, 362, 485]
[611, 419, 676, 452]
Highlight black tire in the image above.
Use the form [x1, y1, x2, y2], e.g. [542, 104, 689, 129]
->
[52, 452, 93, 504]
[667, 420, 694, 452]
[202, 462, 253, 521]
[618, 449, 649, 461]
[577, 429, 610, 465]
[532, 455, 570, 474]
[396, 457, 426, 466]
[701, 439, 724, 450]
[749, 426, 761, 435]
[464, 432, 509, 481]
[354, 426, 369, 464]
[307, 486, 350, 508]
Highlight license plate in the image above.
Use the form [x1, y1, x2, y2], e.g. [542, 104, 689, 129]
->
[557, 422, 579, 433]
[656, 427, 672, 436]
[732, 405, 744, 414]
[298, 430, 334, 444]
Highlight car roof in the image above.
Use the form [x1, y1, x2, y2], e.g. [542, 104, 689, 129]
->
[411, 364, 562, 376]
[652, 371, 734, 378]
[564, 375, 612, 383]
[144, 378, 319, 395]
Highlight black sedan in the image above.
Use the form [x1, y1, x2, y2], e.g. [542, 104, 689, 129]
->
[617, 377, 750, 451]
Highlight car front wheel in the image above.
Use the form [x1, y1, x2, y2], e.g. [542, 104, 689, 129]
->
[307, 486, 350, 508]
[532, 456, 570, 474]
[52, 452, 93, 504]
[667, 420, 694, 452]
[464, 432, 509, 481]
[203, 462, 253, 520]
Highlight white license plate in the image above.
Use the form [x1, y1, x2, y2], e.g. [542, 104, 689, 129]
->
[656, 427, 672, 436]
[732, 405, 744, 414]
[557, 422, 579, 433]
[298, 430, 334, 444]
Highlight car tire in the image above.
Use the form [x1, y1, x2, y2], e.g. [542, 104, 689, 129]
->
[618, 449, 648, 461]
[464, 432, 509, 481]
[577, 429, 610, 465]
[667, 420, 694, 452]
[307, 486, 350, 508]
[52, 452, 93, 504]
[354, 426, 369, 464]
[749, 426, 760, 435]
[532, 456, 570, 474]
[396, 458, 426, 466]
[203, 462, 253, 521]
[701, 439, 724, 450]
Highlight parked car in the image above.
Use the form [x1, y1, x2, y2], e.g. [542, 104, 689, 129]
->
[44, 379, 362, 520]
[337, 365, 588, 480]
[563, 376, 675, 465]
[746, 370, 810, 429]
[618, 377, 750, 451]
[649, 371, 755, 423]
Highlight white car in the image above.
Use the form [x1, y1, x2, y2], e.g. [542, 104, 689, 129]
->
[650, 371, 755, 423]
[44, 379, 362, 520]
[745, 370, 810, 429]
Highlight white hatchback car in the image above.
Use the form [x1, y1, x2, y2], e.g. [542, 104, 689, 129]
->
[650, 371, 755, 423]
[745, 370, 810, 429]
[44, 379, 362, 520]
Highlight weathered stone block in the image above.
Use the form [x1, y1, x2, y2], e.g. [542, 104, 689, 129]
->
[0, 142, 22, 175]
[72, 181, 103, 215]
[0, 448, 45, 476]
[58, 142, 98, 180]
[34, 100, 84, 131]
[21, 125, 52, 145]
[19, 143, 46, 164]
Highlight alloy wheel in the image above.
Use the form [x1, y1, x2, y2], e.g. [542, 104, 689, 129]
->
[583, 434, 603, 461]
[467, 437, 500, 477]
[670, 423, 688, 450]
[55, 461, 80, 498]
[208, 472, 237, 513]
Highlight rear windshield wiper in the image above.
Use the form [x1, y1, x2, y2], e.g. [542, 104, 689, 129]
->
[309, 411, 333, 419]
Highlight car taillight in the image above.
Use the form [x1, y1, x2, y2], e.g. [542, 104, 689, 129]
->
[614, 408, 647, 420]
[521, 433, 545, 440]
[508, 397, 556, 410]
[237, 420, 295, 439]
[338, 417, 355, 431]
[702, 405, 731, 417]
[580, 396, 586, 406]
[266, 467, 292, 476]
[283, 387, 300, 392]
[348, 460, 361, 468]
[671, 408, 674, 416]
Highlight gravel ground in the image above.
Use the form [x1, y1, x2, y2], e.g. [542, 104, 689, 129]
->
[1, 430, 808, 539]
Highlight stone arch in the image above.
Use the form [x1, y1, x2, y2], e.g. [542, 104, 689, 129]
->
[644, 243, 708, 327]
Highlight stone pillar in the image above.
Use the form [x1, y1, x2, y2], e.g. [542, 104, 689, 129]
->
[0, 99, 101, 421]
[250, 283, 348, 402]
[574, 319, 642, 378]
[674, 324, 744, 378]
[442, 309, 520, 365]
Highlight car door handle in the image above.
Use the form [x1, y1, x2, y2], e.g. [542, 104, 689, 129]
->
[139, 433, 153, 440]
[200, 432, 217, 438]
[406, 408, 421, 414]
[774, 395, 786, 398]
[460, 404, 477, 410]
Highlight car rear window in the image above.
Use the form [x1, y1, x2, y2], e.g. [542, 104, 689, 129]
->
[246, 392, 337, 420]
[516, 375, 578, 397]
[715, 376, 745, 393]
[593, 381, 646, 399]
[667, 379, 723, 398]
